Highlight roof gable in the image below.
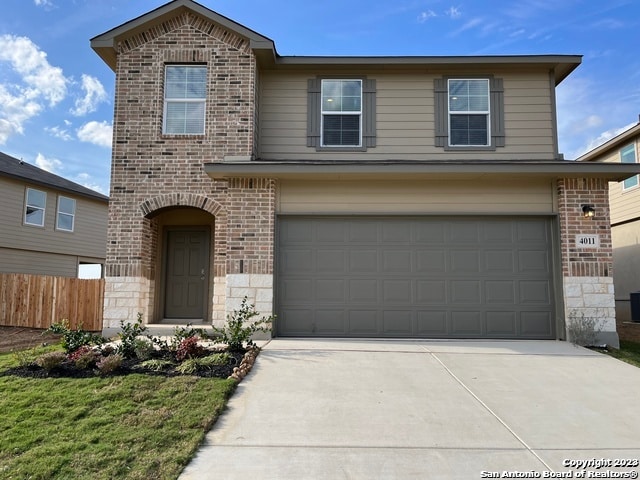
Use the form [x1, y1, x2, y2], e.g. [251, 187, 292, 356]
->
[578, 122, 640, 162]
[91, 0, 276, 70]
[0, 152, 109, 202]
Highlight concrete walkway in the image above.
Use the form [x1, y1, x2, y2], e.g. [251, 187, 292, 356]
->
[179, 339, 640, 479]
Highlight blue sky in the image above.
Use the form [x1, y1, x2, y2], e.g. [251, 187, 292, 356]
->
[0, 0, 638, 195]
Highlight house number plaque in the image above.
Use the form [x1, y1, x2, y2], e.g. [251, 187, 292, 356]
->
[575, 234, 600, 248]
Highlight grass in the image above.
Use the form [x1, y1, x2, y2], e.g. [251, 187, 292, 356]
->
[0, 345, 237, 480]
[603, 340, 640, 368]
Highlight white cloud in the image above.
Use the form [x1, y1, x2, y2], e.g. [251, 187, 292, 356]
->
[0, 35, 68, 144]
[71, 74, 108, 116]
[75, 173, 107, 194]
[417, 10, 437, 23]
[449, 17, 483, 36]
[445, 6, 462, 19]
[45, 125, 72, 141]
[575, 122, 637, 158]
[35, 153, 62, 173]
[0, 35, 67, 105]
[34, 0, 53, 5]
[77, 121, 112, 148]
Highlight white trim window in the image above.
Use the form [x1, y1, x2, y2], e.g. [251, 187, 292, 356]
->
[163, 65, 207, 135]
[56, 196, 76, 232]
[621, 143, 638, 190]
[448, 79, 490, 146]
[24, 188, 46, 227]
[321, 79, 362, 147]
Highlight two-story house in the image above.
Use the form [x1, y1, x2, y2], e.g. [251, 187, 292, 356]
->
[578, 121, 640, 324]
[91, 0, 640, 345]
[0, 151, 108, 278]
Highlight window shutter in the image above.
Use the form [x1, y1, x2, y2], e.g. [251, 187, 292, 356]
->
[307, 78, 321, 147]
[490, 77, 505, 147]
[362, 78, 376, 148]
[434, 78, 448, 147]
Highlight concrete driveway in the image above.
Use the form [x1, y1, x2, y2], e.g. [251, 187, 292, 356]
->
[179, 339, 640, 479]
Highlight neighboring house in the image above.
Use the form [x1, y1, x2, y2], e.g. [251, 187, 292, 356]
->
[0, 151, 108, 279]
[578, 121, 640, 323]
[91, 0, 640, 345]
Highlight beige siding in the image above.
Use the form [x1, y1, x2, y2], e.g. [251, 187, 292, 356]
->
[278, 179, 555, 214]
[604, 138, 640, 224]
[259, 70, 555, 161]
[0, 177, 108, 265]
[0, 247, 78, 277]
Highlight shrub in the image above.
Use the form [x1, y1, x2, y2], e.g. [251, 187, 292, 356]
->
[212, 297, 273, 351]
[175, 337, 206, 362]
[68, 346, 101, 370]
[175, 358, 200, 375]
[568, 310, 605, 347]
[133, 338, 154, 361]
[47, 320, 105, 354]
[13, 347, 38, 368]
[138, 359, 175, 372]
[35, 351, 67, 371]
[198, 352, 231, 367]
[96, 354, 123, 375]
[117, 313, 147, 358]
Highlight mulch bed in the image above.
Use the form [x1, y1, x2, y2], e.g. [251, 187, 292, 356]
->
[1, 349, 246, 379]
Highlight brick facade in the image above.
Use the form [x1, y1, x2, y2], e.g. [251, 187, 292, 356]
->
[557, 178, 617, 346]
[102, 11, 274, 330]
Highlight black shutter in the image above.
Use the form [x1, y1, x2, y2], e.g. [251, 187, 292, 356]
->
[490, 77, 505, 147]
[362, 78, 376, 148]
[307, 78, 321, 147]
[434, 78, 448, 147]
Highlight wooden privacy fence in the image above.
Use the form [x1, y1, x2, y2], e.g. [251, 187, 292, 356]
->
[0, 273, 104, 331]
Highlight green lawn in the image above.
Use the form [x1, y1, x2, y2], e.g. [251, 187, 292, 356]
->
[603, 340, 640, 369]
[0, 345, 237, 480]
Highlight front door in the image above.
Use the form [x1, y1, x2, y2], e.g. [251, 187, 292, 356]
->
[164, 228, 209, 320]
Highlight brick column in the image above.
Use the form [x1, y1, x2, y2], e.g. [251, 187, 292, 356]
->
[557, 178, 617, 347]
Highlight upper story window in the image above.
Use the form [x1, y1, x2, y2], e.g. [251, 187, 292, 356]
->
[163, 65, 207, 135]
[24, 188, 46, 227]
[621, 143, 638, 190]
[56, 196, 76, 232]
[448, 79, 490, 146]
[307, 77, 376, 151]
[321, 80, 362, 147]
[435, 77, 504, 150]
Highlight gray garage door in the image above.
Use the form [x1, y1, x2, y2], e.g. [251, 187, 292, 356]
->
[276, 216, 556, 339]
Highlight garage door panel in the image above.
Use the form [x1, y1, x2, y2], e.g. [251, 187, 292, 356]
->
[277, 216, 556, 339]
[451, 250, 480, 273]
[417, 280, 447, 304]
[520, 311, 553, 336]
[349, 221, 378, 242]
[417, 311, 448, 335]
[415, 222, 447, 242]
[349, 311, 379, 334]
[519, 280, 550, 304]
[315, 310, 346, 334]
[486, 312, 517, 335]
[280, 249, 313, 273]
[451, 311, 482, 335]
[348, 279, 378, 302]
[349, 250, 378, 272]
[383, 311, 413, 334]
[485, 250, 515, 272]
[486, 281, 515, 304]
[281, 279, 313, 303]
[383, 250, 412, 272]
[451, 280, 481, 303]
[417, 250, 446, 273]
[317, 250, 346, 273]
[519, 250, 549, 273]
[383, 280, 412, 303]
[316, 279, 345, 302]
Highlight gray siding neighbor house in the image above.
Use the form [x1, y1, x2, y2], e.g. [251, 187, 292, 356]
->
[0, 151, 108, 278]
[578, 121, 640, 324]
[91, 0, 640, 345]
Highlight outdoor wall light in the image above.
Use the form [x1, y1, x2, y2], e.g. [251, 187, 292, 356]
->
[582, 205, 595, 218]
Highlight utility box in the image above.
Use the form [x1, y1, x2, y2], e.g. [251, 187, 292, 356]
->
[631, 292, 640, 322]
